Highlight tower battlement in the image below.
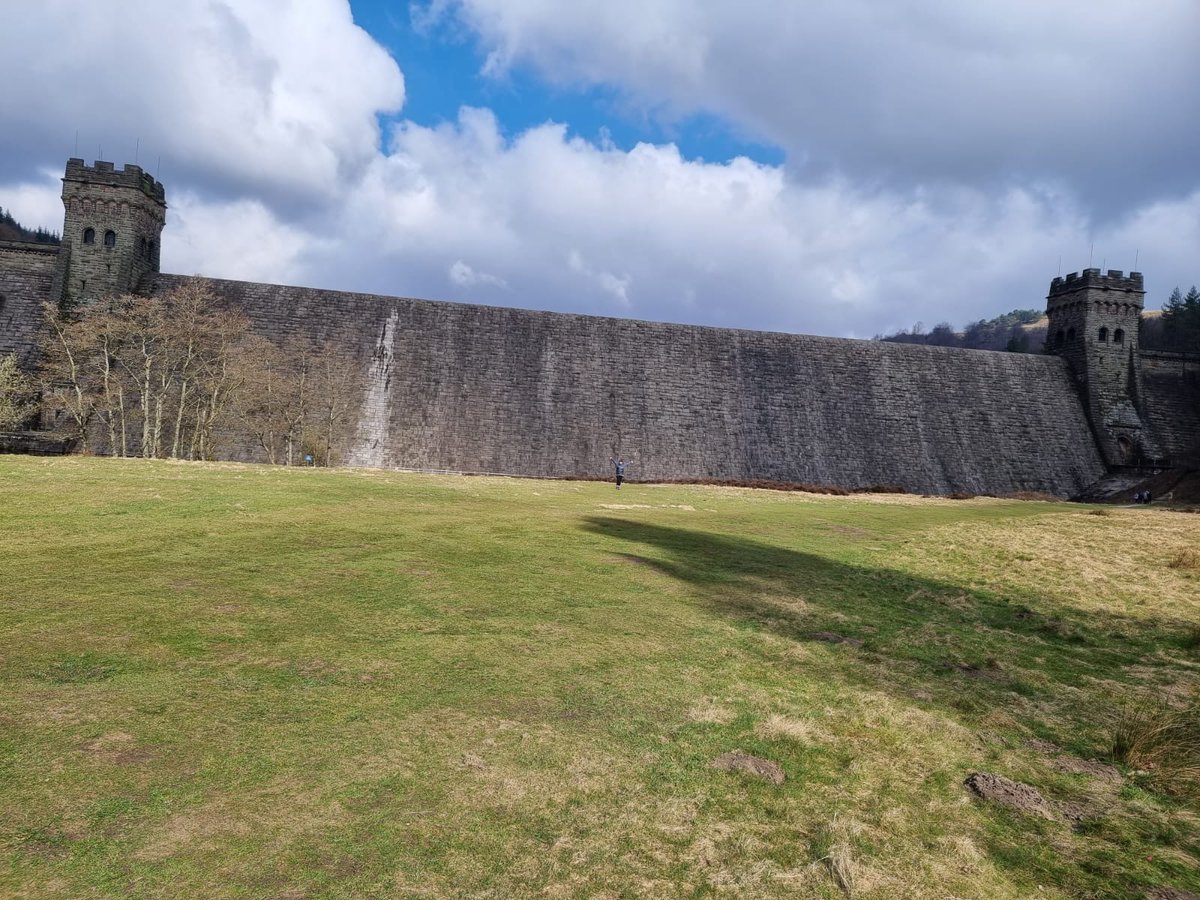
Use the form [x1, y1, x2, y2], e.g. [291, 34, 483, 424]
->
[64, 158, 166, 204]
[1048, 268, 1144, 301]
[1044, 268, 1153, 467]
[59, 158, 167, 302]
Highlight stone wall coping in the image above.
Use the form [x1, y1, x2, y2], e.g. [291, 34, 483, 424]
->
[0, 240, 61, 256]
[1141, 349, 1200, 362]
[155, 272, 1064, 365]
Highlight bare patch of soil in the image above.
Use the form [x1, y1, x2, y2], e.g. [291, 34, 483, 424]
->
[963, 772, 1056, 820]
[1025, 738, 1060, 754]
[461, 752, 487, 771]
[1056, 799, 1101, 826]
[80, 731, 153, 766]
[711, 750, 785, 785]
[1145, 888, 1200, 900]
[1050, 755, 1123, 782]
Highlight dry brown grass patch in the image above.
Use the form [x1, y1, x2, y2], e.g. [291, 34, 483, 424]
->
[1168, 548, 1200, 571]
[1109, 691, 1200, 796]
[814, 815, 863, 896]
[687, 696, 736, 725]
[893, 511, 1200, 627]
[754, 714, 829, 744]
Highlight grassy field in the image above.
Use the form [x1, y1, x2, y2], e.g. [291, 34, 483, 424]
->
[1, 457, 1198, 899]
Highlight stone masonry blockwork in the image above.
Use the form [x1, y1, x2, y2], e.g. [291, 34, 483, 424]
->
[0, 242, 58, 366]
[150, 274, 1109, 497]
[6, 159, 1198, 492]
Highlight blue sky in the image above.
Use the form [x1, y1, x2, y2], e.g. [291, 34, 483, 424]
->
[1, 1, 1197, 338]
[349, 0, 786, 168]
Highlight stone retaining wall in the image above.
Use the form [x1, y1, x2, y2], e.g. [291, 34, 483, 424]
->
[150, 274, 1108, 496]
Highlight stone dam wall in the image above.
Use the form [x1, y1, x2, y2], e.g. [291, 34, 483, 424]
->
[0, 241, 60, 366]
[150, 274, 1108, 496]
[1140, 351, 1200, 467]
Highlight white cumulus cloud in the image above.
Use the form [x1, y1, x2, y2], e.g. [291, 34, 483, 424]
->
[2, 0, 1197, 341]
[419, 0, 1200, 210]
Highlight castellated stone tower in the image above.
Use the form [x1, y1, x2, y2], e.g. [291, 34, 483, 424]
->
[59, 158, 166, 304]
[1046, 268, 1157, 466]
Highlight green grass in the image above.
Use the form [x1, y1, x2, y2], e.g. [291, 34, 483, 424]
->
[1, 456, 1198, 898]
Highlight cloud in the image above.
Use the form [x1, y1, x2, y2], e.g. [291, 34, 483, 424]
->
[0, 0, 404, 206]
[449, 260, 508, 289]
[2, 0, 1196, 343]
[419, 0, 1200, 212]
[290, 109, 1199, 336]
[0, 170, 63, 235]
[167, 191, 316, 286]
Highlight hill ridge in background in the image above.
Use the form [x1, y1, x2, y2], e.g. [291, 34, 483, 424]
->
[0, 207, 60, 245]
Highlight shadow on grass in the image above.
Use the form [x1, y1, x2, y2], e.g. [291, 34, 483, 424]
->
[581, 516, 1186, 703]
[581, 515, 1200, 896]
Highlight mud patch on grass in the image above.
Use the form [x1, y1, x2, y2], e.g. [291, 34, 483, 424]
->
[1050, 755, 1122, 782]
[1025, 738, 1060, 754]
[711, 750, 785, 785]
[964, 772, 1056, 820]
[1144, 888, 1200, 900]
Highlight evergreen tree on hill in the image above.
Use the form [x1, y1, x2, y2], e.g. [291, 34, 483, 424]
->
[1160, 285, 1200, 351]
[0, 206, 61, 244]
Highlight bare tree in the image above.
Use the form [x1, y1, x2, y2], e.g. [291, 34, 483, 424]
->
[0, 354, 35, 431]
[230, 336, 364, 466]
[186, 308, 253, 460]
[308, 343, 365, 466]
[38, 284, 252, 459]
[233, 336, 299, 465]
[39, 302, 97, 451]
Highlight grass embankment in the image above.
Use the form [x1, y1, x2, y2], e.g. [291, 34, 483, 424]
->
[1, 457, 1198, 898]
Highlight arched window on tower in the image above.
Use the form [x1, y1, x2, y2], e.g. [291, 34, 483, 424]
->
[83, 227, 95, 245]
[1113, 328, 1125, 345]
[104, 230, 116, 248]
[1098, 326, 1108, 342]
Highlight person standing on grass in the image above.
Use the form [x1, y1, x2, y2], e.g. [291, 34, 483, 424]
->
[610, 456, 627, 490]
